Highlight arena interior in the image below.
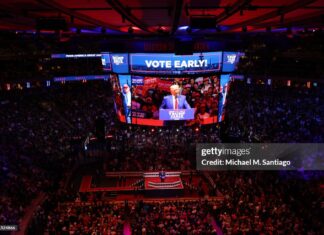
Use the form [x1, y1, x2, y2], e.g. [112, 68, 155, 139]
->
[0, 0, 324, 234]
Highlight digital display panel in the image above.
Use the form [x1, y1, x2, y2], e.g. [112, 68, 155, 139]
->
[51, 53, 102, 59]
[101, 53, 112, 71]
[128, 76, 220, 126]
[54, 75, 109, 82]
[222, 52, 244, 72]
[110, 53, 129, 73]
[111, 74, 132, 123]
[129, 52, 222, 75]
[107, 51, 240, 125]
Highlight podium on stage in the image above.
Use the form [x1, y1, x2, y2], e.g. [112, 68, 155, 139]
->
[143, 171, 184, 197]
[159, 108, 195, 121]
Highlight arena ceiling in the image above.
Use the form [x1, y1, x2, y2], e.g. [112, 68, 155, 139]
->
[0, 0, 323, 35]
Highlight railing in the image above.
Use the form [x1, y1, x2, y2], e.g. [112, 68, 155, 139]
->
[148, 180, 182, 188]
[143, 171, 182, 178]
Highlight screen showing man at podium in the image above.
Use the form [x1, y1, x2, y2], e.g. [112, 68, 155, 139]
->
[129, 76, 221, 125]
[160, 84, 191, 110]
[159, 84, 194, 122]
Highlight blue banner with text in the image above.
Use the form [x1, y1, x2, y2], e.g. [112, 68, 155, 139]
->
[130, 52, 222, 75]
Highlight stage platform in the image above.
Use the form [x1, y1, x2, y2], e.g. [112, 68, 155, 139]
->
[79, 171, 185, 197]
[143, 171, 184, 197]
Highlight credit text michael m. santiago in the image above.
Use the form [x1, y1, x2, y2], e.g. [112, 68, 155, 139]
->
[201, 158, 291, 167]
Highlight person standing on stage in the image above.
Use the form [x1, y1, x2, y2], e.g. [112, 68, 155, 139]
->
[159, 168, 166, 182]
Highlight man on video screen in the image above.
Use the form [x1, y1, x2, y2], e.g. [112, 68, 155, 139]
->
[160, 84, 191, 110]
[122, 84, 132, 123]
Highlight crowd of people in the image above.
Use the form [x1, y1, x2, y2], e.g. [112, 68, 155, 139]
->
[27, 170, 323, 234]
[211, 171, 323, 234]
[31, 199, 221, 235]
[0, 89, 70, 226]
[0, 82, 114, 226]
[0, 78, 323, 234]
[0, 27, 323, 234]
[100, 125, 221, 172]
[224, 81, 324, 143]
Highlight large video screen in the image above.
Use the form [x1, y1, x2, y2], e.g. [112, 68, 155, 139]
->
[108, 51, 238, 126]
[113, 75, 220, 126]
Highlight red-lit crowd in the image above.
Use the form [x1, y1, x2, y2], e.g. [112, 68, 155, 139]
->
[0, 81, 322, 235]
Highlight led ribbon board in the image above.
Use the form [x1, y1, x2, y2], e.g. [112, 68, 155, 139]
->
[129, 52, 222, 75]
